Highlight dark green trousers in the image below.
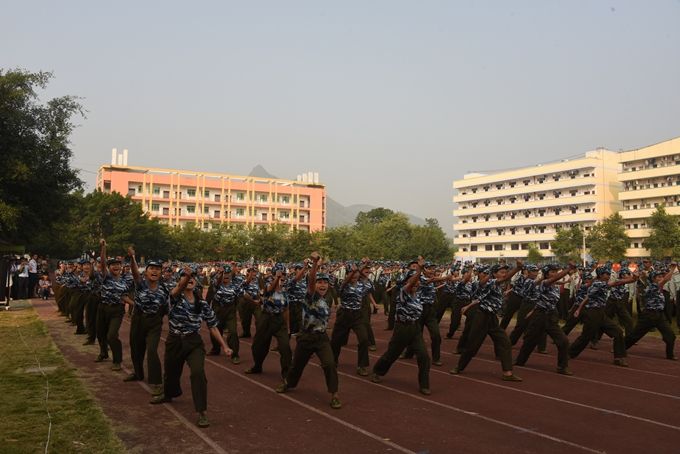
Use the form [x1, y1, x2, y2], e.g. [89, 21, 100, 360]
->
[55, 285, 67, 314]
[130, 311, 163, 384]
[569, 307, 626, 359]
[361, 297, 376, 346]
[457, 310, 513, 372]
[96, 304, 124, 363]
[456, 304, 478, 353]
[85, 294, 100, 343]
[210, 303, 239, 357]
[500, 292, 523, 329]
[251, 312, 291, 377]
[238, 298, 259, 337]
[373, 321, 430, 389]
[286, 332, 338, 393]
[163, 332, 208, 412]
[515, 309, 569, 369]
[387, 291, 398, 329]
[509, 301, 547, 351]
[603, 298, 633, 337]
[404, 304, 441, 362]
[625, 311, 676, 358]
[562, 309, 583, 336]
[435, 291, 455, 323]
[72, 291, 88, 334]
[331, 308, 369, 367]
[288, 300, 303, 335]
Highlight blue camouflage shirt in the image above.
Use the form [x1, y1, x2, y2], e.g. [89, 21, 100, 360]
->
[396, 288, 423, 322]
[263, 290, 288, 314]
[135, 279, 172, 315]
[477, 279, 504, 314]
[286, 277, 308, 302]
[99, 274, 134, 305]
[340, 282, 363, 311]
[241, 279, 261, 301]
[302, 292, 330, 333]
[572, 283, 589, 310]
[586, 281, 610, 309]
[511, 274, 527, 296]
[455, 281, 472, 301]
[212, 281, 243, 306]
[609, 284, 629, 301]
[643, 283, 666, 312]
[417, 276, 436, 305]
[168, 294, 218, 335]
[535, 281, 560, 312]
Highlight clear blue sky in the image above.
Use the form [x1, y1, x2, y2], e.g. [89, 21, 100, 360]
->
[4, 1, 680, 232]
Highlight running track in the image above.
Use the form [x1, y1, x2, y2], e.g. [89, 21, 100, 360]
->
[33, 299, 680, 453]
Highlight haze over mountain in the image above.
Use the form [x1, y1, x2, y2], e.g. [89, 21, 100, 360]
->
[248, 165, 426, 228]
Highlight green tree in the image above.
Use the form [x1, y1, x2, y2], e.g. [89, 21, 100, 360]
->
[355, 208, 395, 227]
[586, 213, 629, 261]
[644, 205, 680, 259]
[526, 243, 544, 263]
[0, 69, 83, 247]
[551, 225, 584, 262]
[406, 218, 453, 262]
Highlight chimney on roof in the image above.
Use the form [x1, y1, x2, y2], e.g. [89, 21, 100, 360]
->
[122, 149, 128, 166]
[111, 148, 117, 165]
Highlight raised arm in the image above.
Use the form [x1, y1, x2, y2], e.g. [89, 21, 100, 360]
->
[403, 258, 425, 294]
[307, 252, 321, 295]
[496, 260, 524, 284]
[170, 266, 194, 299]
[544, 263, 577, 286]
[128, 246, 141, 285]
[659, 263, 678, 287]
[99, 239, 109, 278]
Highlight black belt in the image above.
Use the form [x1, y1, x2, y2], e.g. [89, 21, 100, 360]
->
[396, 319, 418, 325]
[170, 331, 199, 338]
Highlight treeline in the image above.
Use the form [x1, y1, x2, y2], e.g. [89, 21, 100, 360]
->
[37, 192, 453, 263]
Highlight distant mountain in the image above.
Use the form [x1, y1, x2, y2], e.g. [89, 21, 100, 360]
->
[248, 165, 426, 228]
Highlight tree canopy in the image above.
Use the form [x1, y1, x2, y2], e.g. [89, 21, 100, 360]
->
[644, 205, 680, 259]
[586, 213, 629, 261]
[551, 225, 584, 262]
[0, 69, 83, 247]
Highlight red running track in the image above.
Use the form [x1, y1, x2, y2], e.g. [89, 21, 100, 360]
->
[33, 299, 680, 453]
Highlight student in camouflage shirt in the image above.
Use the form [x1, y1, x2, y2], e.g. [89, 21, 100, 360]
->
[154, 265, 231, 428]
[239, 266, 262, 338]
[625, 264, 678, 360]
[208, 264, 243, 364]
[515, 263, 576, 375]
[569, 266, 638, 367]
[96, 239, 135, 370]
[276, 252, 341, 409]
[125, 247, 173, 402]
[451, 261, 523, 382]
[371, 257, 431, 395]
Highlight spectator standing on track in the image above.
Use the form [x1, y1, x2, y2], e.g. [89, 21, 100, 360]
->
[276, 252, 341, 409]
[28, 254, 38, 297]
[38, 274, 51, 299]
[16, 257, 29, 299]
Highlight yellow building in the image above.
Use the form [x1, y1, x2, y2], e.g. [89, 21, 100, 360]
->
[453, 149, 622, 260]
[618, 137, 680, 257]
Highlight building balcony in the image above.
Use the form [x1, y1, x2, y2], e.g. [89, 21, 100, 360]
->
[454, 194, 598, 217]
[619, 165, 680, 182]
[624, 247, 650, 258]
[625, 228, 651, 239]
[453, 176, 598, 203]
[619, 185, 680, 201]
[619, 206, 680, 219]
[455, 249, 556, 259]
[454, 212, 597, 231]
[453, 232, 555, 245]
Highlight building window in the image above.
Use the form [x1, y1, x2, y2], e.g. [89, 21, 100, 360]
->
[204, 190, 210, 198]
[153, 187, 160, 195]
[187, 188, 196, 197]
[494, 244, 503, 251]
[511, 244, 519, 250]
[186, 205, 196, 214]
[214, 194, 221, 202]
[151, 203, 159, 211]
[539, 242, 549, 250]
[470, 245, 478, 251]
[204, 206, 209, 214]
[259, 194, 268, 203]
[215, 210, 221, 218]
[300, 215, 306, 222]
[279, 211, 290, 220]
[162, 207, 169, 215]
[261, 213, 268, 221]
[236, 192, 245, 201]
[485, 245, 493, 251]
[163, 190, 170, 198]
[236, 208, 245, 217]
[279, 195, 290, 204]
[127, 188, 136, 196]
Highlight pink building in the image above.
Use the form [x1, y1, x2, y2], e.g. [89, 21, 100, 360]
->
[97, 161, 326, 232]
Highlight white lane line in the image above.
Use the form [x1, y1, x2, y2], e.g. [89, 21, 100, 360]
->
[41, 300, 228, 454]
[200, 357, 415, 454]
[121, 365, 229, 454]
[335, 368, 605, 454]
[337, 343, 680, 432]
[237, 339, 601, 453]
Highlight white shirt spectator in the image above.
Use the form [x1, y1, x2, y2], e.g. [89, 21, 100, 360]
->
[28, 258, 38, 274]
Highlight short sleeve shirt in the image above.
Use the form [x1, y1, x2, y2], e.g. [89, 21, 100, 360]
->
[535, 281, 560, 312]
[586, 281, 610, 309]
[263, 290, 288, 314]
[212, 282, 243, 306]
[340, 282, 363, 311]
[100, 274, 134, 305]
[477, 279, 504, 314]
[135, 279, 172, 315]
[168, 294, 218, 335]
[302, 292, 330, 333]
[395, 288, 423, 322]
[643, 283, 666, 312]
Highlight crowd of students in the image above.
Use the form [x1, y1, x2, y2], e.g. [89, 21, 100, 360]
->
[48, 243, 678, 428]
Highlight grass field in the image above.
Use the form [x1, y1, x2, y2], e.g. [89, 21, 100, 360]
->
[0, 301, 125, 454]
